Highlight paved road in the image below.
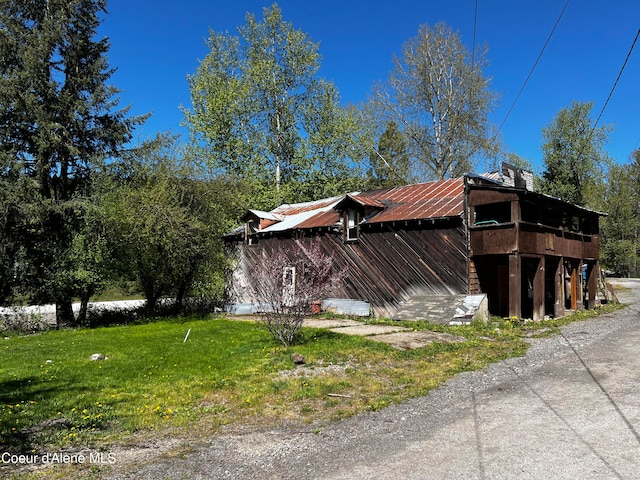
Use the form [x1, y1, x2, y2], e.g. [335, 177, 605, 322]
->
[0, 300, 146, 323]
[113, 280, 640, 480]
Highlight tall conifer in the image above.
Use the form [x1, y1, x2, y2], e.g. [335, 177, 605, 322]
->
[0, 0, 144, 323]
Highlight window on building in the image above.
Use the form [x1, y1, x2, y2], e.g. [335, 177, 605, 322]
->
[561, 214, 583, 233]
[245, 220, 259, 245]
[474, 202, 512, 226]
[345, 210, 359, 241]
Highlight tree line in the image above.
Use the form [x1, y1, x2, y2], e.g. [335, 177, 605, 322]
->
[1, 1, 638, 326]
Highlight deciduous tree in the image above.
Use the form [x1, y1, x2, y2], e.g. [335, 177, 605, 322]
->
[183, 3, 369, 208]
[600, 151, 640, 276]
[368, 22, 500, 181]
[100, 134, 236, 315]
[248, 238, 346, 347]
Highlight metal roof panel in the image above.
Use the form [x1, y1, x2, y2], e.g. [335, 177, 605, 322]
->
[361, 178, 465, 223]
[256, 178, 465, 233]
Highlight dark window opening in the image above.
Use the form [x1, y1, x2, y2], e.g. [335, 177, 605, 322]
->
[562, 214, 583, 233]
[521, 201, 535, 223]
[474, 202, 511, 226]
[245, 220, 259, 245]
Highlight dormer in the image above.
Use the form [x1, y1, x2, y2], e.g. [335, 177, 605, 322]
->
[334, 194, 386, 242]
[241, 209, 284, 245]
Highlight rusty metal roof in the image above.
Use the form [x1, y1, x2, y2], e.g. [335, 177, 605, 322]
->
[344, 194, 387, 209]
[258, 178, 465, 233]
[295, 209, 341, 229]
[362, 178, 464, 223]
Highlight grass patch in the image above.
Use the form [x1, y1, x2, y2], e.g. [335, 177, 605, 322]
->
[0, 302, 623, 473]
[88, 283, 145, 302]
[1, 318, 276, 451]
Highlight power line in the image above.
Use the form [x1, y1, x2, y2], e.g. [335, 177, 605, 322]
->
[496, 0, 571, 134]
[471, 0, 478, 71]
[592, 28, 640, 132]
[575, 28, 640, 164]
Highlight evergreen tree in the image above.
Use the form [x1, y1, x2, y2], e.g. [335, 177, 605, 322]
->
[368, 122, 411, 188]
[0, 0, 144, 324]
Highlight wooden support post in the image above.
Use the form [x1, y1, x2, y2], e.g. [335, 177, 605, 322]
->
[577, 260, 584, 310]
[533, 256, 545, 321]
[554, 257, 564, 318]
[511, 200, 520, 222]
[509, 254, 521, 319]
[587, 261, 597, 309]
[570, 264, 578, 311]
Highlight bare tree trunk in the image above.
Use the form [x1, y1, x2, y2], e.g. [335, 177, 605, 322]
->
[55, 296, 75, 327]
[78, 293, 90, 325]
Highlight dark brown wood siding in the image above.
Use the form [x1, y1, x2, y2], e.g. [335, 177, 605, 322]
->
[233, 218, 468, 317]
[470, 223, 600, 260]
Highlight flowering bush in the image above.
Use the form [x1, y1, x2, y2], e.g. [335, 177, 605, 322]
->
[249, 238, 345, 346]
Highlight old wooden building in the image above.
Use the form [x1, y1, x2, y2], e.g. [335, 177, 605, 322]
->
[225, 168, 603, 320]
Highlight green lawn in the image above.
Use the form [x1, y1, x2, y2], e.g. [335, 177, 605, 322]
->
[0, 305, 621, 460]
[1, 317, 279, 450]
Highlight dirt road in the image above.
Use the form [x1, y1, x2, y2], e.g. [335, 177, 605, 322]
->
[108, 279, 640, 479]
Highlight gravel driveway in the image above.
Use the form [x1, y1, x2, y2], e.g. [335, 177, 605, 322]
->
[108, 279, 640, 480]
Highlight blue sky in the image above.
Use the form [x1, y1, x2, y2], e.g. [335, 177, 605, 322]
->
[99, 0, 640, 173]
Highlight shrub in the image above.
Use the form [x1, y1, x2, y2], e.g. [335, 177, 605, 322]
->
[249, 238, 346, 346]
[0, 308, 50, 335]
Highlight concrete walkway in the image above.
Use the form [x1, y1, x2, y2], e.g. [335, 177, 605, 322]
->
[237, 316, 465, 350]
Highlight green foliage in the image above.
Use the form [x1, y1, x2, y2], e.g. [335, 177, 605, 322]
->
[183, 3, 370, 208]
[0, 315, 526, 454]
[0, 309, 49, 336]
[539, 101, 611, 207]
[0, 317, 276, 451]
[0, 0, 143, 200]
[368, 121, 412, 188]
[368, 22, 501, 181]
[1, 303, 619, 456]
[0, 175, 36, 304]
[600, 153, 640, 276]
[0, 0, 145, 323]
[99, 134, 235, 314]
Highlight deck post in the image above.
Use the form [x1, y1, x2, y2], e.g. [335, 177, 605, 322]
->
[509, 253, 521, 319]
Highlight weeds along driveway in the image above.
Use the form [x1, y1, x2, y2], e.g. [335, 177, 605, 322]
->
[108, 280, 640, 480]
